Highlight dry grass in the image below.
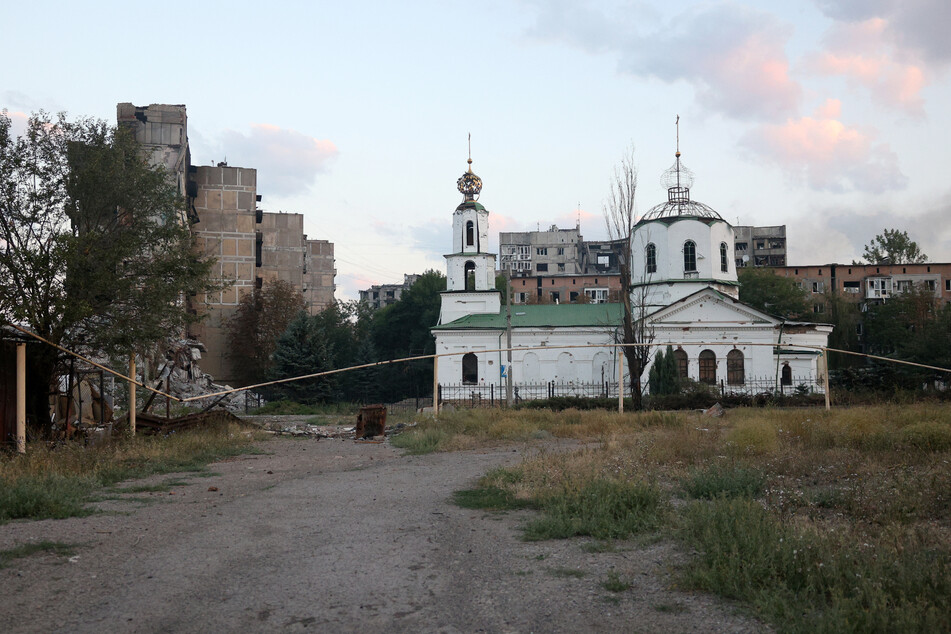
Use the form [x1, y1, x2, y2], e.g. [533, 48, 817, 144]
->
[0, 423, 267, 522]
[430, 404, 951, 631]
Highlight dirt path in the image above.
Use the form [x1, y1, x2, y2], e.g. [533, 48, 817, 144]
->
[0, 436, 765, 633]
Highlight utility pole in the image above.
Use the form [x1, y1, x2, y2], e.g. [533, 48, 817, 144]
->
[505, 266, 513, 407]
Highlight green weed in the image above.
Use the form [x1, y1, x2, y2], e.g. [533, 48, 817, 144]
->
[0, 541, 77, 568]
[524, 479, 666, 541]
[601, 570, 632, 592]
[680, 464, 766, 500]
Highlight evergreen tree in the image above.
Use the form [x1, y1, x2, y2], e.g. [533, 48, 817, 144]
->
[269, 311, 335, 404]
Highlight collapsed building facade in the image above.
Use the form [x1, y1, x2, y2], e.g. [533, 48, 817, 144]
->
[118, 103, 336, 383]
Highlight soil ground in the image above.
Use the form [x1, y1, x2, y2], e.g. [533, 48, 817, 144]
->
[0, 424, 767, 633]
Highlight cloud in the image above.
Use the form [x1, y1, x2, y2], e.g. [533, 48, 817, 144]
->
[815, 0, 951, 66]
[741, 99, 907, 193]
[804, 18, 927, 114]
[217, 123, 338, 196]
[528, 2, 801, 121]
[620, 4, 801, 120]
[1, 110, 29, 138]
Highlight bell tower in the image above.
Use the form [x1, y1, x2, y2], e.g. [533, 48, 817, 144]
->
[439, 147, 500, 324]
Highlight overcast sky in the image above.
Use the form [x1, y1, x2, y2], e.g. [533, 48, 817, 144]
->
[3, 0, 950, 299]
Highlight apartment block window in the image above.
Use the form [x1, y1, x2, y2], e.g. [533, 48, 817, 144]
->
[536, 263, 548, 272]
[927, 280, 936, 291]
[536, 247, 548, 255]
[736, 242, 748, 251]
[946, 279, 951, 292]
[557, 248, 565, 256]
[646, 243, 657, 274]
[684, 240, 697, 273]
[843, 281, 860, 293]
[557, 263, 565, 272]
[584, 288, 609, 304]
[515, 292, 527, 303]
[813, 303, 825, 314]
[720, 242, 728, 273]
[550, 291, 560, 303]
[756, 241, 765, 249]
[812, 281, 824, 293]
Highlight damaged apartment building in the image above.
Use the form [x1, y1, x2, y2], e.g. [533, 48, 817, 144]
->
[118, 103, 336, 384]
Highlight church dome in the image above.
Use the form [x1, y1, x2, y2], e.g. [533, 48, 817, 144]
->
[456, 158, 482, 201]
[639, 152, 723, 223]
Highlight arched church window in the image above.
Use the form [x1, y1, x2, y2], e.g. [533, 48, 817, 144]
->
[727, 349, 744, 385]
[720, 242, 728, 273]
[673, 348, 688, 379]
[699, 349, 716, 384]
[464, 261, 476, 291]
[684, 240, 697, 273]
[781, 363, 792, 386]
[462, 353, 478, 384]
[466, 220, 475, 247]
[646, 243, 657, 274]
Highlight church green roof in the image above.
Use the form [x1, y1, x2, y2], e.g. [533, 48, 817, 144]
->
[433, 303, 624, 330]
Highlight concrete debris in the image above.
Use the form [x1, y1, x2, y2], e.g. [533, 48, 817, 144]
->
[702, 402, 725, 417]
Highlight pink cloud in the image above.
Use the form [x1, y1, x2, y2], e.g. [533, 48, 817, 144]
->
[805, 19, 927, 114]
[741, 100, 907, 193]
[218, 123, 338, 196]
[617, 4, 801, 120]
[2, 110, 30, 138]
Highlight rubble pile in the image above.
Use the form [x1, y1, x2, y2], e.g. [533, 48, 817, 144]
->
[156, 340, 257, 414]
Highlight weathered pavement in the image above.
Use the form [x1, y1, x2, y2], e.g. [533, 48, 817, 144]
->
[0, 437, 765, 633]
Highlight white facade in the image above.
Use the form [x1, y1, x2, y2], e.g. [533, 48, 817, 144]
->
[632, 217, 739, 311]
[432, 152, 832, 394]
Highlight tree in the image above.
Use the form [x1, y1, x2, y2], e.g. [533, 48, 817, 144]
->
[603, 147, 652, 409]
[227, 279, 305, 386]
[737, 267, 809, 319]
[862, 283, 950, 386]
[648, 345, 680, 395]
[862, 229, 927, 264]
[269, 311, 335, 403]
[0, 111, 217, 434]
[370, 270, 445, 402]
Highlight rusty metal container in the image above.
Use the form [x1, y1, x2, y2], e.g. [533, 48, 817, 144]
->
[355, 404, 387, 438]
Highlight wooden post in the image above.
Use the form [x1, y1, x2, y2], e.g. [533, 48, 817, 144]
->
[432, 355, 439, 416]
[16, 343, 26, 454]
[823, 349, 831, 411]
[129, 355, 136, 436]
[617, 345, 624, 413]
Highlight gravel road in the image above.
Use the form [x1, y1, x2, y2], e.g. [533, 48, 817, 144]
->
[0, 434, 765, 633]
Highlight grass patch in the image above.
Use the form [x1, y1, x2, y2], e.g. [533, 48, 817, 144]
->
[451, 404, 951, 631]
[0, 422, 265, 523]
[548, 566, 587, 578]
[0, 541, 77, 568]
[680, 464, 766, 500]
[601, 570, 632, 592]
[680, 497, 951, 632]
[524, 479, 666, 541]
[390, 427, 450, 454]
[452, 486, 535, 511]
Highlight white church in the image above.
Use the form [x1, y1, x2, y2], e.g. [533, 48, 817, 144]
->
[432, 152, 832, 396]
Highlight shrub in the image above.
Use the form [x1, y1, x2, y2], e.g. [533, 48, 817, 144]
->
[523, 479, 666, 541]
[681, 464, 766, 500]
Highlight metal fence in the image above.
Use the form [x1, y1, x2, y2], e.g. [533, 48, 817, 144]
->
[437, 375, 824, 408]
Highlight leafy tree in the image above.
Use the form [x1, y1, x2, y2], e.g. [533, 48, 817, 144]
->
[370, 270, 445, 402]
[862, 228, 927, 264]
[814, 290, 862, 369]
[0, 111, 217, 434]
[737, 267, 809, 319]
[648, 345, 680, 395]
[227, 279, 305, 386]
